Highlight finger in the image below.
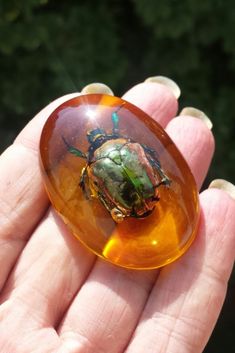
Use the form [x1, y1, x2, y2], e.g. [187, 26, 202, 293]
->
[0, 93, 79, 292]
[125, 188, 235, 353]
[58, 261, 157, 353]
[15, 93, 81, 149]
[0, 209, 94, 328]
[122, 81, 178, 127]
[166, 115, 214, 189]
[0, 309, 59, 353]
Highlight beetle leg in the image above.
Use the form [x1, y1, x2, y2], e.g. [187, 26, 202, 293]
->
[111, 103, 125, 136]
[152, 161, 171, 187]
[111, 208, 125, 223]
[141, 144, 160, 164]
[131, 208, 154, 219]
[151, 160, 171, 187]
[142, 144, 171, 187]
[97, 191, 113, 212]
[79, 166, 90, 199]
[155, 175, 171, 187]
[97, 192, 125, 223]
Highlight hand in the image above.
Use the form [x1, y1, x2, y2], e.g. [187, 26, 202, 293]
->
[0, 81, 234, 353]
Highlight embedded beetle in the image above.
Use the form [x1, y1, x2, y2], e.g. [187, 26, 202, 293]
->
[63, 104, 170, 223]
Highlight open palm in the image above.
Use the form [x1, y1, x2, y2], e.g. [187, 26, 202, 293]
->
[0, 82, 234, 353]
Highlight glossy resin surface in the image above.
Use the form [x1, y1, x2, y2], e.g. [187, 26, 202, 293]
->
[40, 94, 199, 269]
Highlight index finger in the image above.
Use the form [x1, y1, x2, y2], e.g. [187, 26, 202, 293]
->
[125, 188, 235, 353]
[0, 93, 80, 292]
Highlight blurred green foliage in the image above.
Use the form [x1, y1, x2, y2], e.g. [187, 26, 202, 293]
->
[0, 0, 235, 182]
[0, 0, 234, 351]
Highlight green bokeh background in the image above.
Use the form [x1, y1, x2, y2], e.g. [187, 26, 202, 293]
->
[0, 0, 234, 351]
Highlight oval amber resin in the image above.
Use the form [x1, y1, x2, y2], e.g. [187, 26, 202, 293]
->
[40, 94, 199, 269]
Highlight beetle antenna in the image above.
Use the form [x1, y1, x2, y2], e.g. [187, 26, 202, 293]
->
[62, 135, 71, 149]
[62, 136, 87, 159]
[115, 102, 125, 113]
[112, 102, 125, 135]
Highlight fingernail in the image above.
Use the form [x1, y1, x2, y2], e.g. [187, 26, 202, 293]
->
[144, 76, 181, 99]
[209, 179, 235, 200]
[81, 83, 114, 96]
[180, 107, 213, 130]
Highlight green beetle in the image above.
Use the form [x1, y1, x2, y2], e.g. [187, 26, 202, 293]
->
[63, 104, 170, 223]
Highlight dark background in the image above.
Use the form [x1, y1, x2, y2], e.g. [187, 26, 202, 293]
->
[0, 0, 234, 351]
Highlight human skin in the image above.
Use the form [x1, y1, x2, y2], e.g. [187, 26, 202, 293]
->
[0, 82, 234, 353]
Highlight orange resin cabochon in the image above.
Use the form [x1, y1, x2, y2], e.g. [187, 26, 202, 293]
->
[40, 94, 199, 269]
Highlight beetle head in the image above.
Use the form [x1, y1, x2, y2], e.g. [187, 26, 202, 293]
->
[87, 128, 106, 144]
